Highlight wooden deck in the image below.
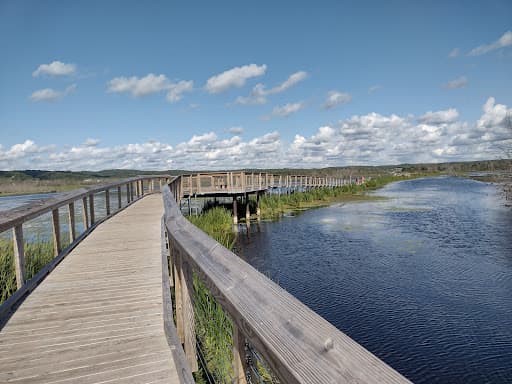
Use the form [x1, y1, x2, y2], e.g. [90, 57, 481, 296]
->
[0, 194, 180, 384]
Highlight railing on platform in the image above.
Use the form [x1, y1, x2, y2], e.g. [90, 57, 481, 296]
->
[162, 182, 411, 384]
[0, 175, 170, 319]
[170, 171, 351, 199]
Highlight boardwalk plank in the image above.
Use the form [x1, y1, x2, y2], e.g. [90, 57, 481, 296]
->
[0, 195, 179, 384]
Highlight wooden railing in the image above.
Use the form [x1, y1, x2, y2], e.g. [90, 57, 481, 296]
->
[0, 175, 170, 319]
[170, 171, 351, 198]
[163, 182, 411, 383]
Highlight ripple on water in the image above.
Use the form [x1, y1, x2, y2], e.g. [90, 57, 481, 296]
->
[237, 177, 512, 384]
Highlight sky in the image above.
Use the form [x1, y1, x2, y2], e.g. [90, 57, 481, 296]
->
[0, 0, 511, 171]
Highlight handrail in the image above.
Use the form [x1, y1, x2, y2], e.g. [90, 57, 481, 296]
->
[162, 184, 410, 383]
[0, 175, 171, 321]
[0, 175, 169, 232]
[172, 171, 353, 199]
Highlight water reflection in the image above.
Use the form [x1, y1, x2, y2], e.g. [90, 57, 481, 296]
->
[236, 177, 512, 383]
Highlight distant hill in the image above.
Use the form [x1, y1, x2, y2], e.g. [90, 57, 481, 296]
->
[1, 159, 510, 181]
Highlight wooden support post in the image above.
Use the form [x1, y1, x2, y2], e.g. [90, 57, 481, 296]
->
[13, 225, 25, 289]
[82, 196, 89, 229]
[52, 208, 61, 257]
[233, 196, 238, 231]
[181, 258, 198, 372]
[256, 193, 261, 219]
[245, 194, 250, 223]
[68, 202, 76, 243]
[89, 194, 95, 225]
[233, 324, 249, 384]
[197, 174, 201, 194]
[105, 189, 111, 216]
[165, 230, 174, 288]
[117, 186, 122, 209]
[174, 248, 184, 343]
[140, 180, 144, 196]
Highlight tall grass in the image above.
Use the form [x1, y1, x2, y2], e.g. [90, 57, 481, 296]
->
[0, 238, 54, 304]
[188, 207, 236, 250]
[187, 207, 236, 383]
[259, 175, 413, 219]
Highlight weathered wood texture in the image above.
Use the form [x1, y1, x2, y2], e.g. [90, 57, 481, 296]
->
[0, 195, 180, 384]
[163, 186, 412, 384]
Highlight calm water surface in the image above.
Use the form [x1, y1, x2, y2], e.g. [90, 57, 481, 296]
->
[236, 177, 512, 383]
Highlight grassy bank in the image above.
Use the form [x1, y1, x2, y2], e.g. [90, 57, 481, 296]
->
[258, 174, 416, 219]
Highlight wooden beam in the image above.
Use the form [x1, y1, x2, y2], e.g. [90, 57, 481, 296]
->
[105, 189, 111, 216]
[12, 224, 25, 289]
[174, 247, 184, 343]
[181, 258, 198, 372]
[68, 202, 76, 243]
[233, 324, 248, 384]
[82, 196, 89, 230]
[117, 186, 122, 209]
[52, 208, 61, 257]
[89, 194, 95, 225]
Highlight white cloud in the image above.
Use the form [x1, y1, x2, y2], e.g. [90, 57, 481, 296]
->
[2, 98, 511, 170]
[271, 102, 304, 117]
[107, 74, 170, 97]
[30, 84, 76, 102]
[32, 61, 76, 77]
[107, 74, 193, 102]
[323, 91, 352, 109]
[448, 48, 460, 58]
[84, 138, 100, 147]
[368, 85, 382, 94]
[235, 70, 308, 105]
[418, 108, 459, 124]
[166, 80, 194, 103]
[205, 64, 267, 94]
[228, 127, 244, 135]
[468, 30, 512, 56]
[188, 132, 218, 145]
[444, 76, 468, 89]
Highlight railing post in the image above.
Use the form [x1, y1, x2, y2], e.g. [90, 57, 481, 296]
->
[68, 202, 76, 243]
[140, 180, 144, 196]
[82, 196, 89, 229]
[126, 183, 131, 203]
[181, 256, 198, 371]
[233, 324, 249, 384]
[13, 224, 25, 289]
[117, 186, 122, 209]
[174, 247, 184, 343]
[89, 194, 95, 225]
[52, 208, 61, 257]
[105, 189, 111, 216]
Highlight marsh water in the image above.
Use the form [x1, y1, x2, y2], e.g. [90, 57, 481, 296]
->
[236, 177, 512, 383]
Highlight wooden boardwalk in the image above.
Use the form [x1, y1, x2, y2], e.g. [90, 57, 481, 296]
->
[0, 194, 180, 384]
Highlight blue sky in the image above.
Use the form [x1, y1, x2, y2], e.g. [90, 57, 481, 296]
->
[0, 0, 511, 170]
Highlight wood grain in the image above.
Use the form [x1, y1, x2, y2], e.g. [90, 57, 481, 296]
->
[0, 195, 180, 384]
